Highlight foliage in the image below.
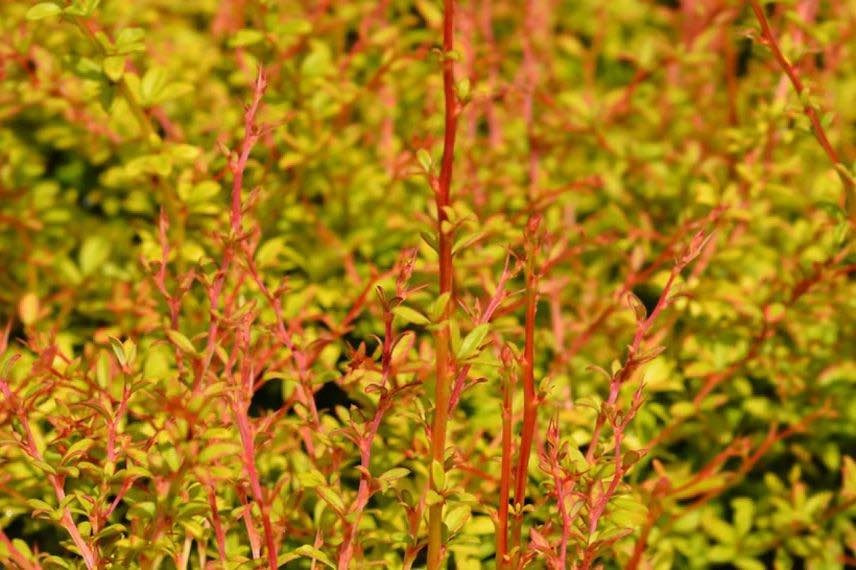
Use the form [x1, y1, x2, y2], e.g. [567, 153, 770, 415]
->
[1, 0, 854, 568]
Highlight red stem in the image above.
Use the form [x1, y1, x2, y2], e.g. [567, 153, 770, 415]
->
[235, 400, 278, 568]
[338, 309, 395, 568]
[231, 69, 267, 234]
[0, 372, 98, 569]
[510, 217, 540, 565]
[748, 0, 855, 222]
[427, 0, 459, 567]
[748, 0, 838, 164]
[496, 348, 515, 568]
[206, 485, 229, 562]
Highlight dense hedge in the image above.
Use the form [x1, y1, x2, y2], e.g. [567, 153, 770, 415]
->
[1, 0, 854, 568]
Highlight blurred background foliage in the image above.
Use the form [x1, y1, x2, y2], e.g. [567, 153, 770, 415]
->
[0, 0, 854, 568]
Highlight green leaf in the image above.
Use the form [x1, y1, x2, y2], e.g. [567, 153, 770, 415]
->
[734, 558, 766, 570]
[183, 180, 221, 203]
[465, 516, 495, 536]
[301, 42, 333, 77]
[429, 292, 452, 320]
[95, 523, 126, 540]
[669, 401, 695, 418]
[62, 438, 95, 463]
[198, 442, 241, 463]
[79, 235, 111, 276]
[316, 486, 346, 515]
[702, 513, 736, 544]
[419, 231, 438, 252]
[298, 470, 326, 488]
[431, 460, 446, 491]
[279, 19, 312, 36]
[127, 501, 156, 520]
[392, 305, 430, 325]
[116, 28, 146, 49]
[40, 557, 72, 569]
[140, 67, 169, 106]
[109, 337, 127, 367]
[102, 56, 125, 81]
[139, 67, 191, 106]
[377, 467, 410, 483]
[121, 338, 137, 367]
[229, 29, 265, 48]
[32, 459, 57, 475]
[26, 3, 62, 20]
[115, 27, 145, 53]
[732, 497, 754, 535]
[292, 545, 335, 569]
[414, 0, 442, 27]
[123, 465, 151, 479]
[165, 330, 197, 355]
[417, 149, 433, 173]
[457, 324, 489, 359]
[63, 0, 100, 16]
[452, 230, 484, 256]
[154, 82, 192, 104]
[26, 498, 55, 513]
[455, 78, 471, 101]
[443, 503, 471, 534]
[11, 539, 33, 559]
[449, 318, 461, 355]
[426, 489, 444, 506]
[707, 544, 735, 563]
[96, 350, 110, 388]
[177, 502, 209, 519]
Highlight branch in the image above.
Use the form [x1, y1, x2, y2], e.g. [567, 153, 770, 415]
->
[748, 0, 855, 223]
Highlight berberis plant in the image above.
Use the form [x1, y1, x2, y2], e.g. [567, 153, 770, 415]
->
[1, 0, 854, 568]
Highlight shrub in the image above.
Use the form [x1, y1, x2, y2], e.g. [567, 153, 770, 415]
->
[1, 0, 854, 568]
